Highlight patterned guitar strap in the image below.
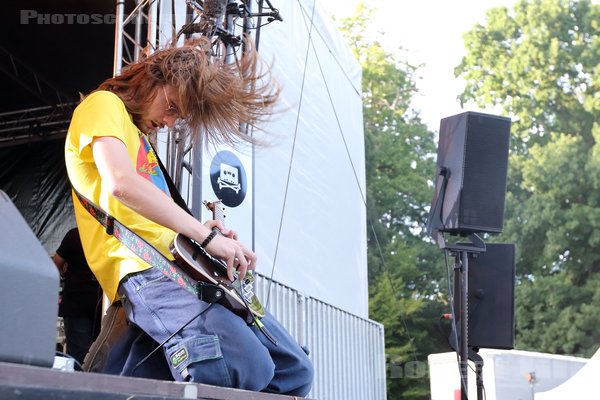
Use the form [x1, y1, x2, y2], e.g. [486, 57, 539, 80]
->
[74, 137, 276, 344]
[72, 187, 224, 304]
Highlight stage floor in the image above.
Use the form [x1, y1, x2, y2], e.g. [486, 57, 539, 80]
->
[0, 361, 312, 400]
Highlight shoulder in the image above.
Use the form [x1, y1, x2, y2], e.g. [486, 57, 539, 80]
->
[64, 228, 82, 245]
[78, 90, 126, 112]
[71, 90, 132, 132]
[56, 228, 81, 255]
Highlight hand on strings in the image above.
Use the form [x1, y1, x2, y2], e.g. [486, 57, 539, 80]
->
[202, 220, 255, 282]
[203, 220, 238, 240]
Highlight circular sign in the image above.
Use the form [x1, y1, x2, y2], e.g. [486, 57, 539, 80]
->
[209, 150, 247, 208]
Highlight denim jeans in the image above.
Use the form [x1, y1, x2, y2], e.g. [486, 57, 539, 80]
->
[117, 267, 313, 396]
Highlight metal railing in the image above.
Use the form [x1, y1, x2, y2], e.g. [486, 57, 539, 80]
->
[255, 273, 387, 400]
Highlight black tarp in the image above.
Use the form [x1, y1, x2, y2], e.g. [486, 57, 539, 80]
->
[0, 1, 116, 112]
[0, 137, 74, 252]
[1, 0, 123, 251]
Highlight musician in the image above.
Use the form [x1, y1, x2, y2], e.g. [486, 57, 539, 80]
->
[64, 37, 313, 395]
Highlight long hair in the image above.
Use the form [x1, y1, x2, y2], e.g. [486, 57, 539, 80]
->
[97, 36, 278, 145]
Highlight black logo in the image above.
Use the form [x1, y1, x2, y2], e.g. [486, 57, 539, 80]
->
[209, 150, 247, 208]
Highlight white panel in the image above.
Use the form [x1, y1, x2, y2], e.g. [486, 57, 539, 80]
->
[251, 0, 368, 317]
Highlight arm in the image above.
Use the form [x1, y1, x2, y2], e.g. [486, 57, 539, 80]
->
[52, 253, 68, 277]
[91, 136, 254, 280]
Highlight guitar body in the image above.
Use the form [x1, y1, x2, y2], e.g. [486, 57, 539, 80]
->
[169, 203, 265, 322]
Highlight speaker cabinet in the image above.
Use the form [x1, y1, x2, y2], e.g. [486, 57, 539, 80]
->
[430, 111, 511, 234]
[0, 190, 59, 367]
[467, 243, 516, 349]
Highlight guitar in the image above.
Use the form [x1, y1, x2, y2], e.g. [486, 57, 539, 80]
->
[169, 200, 265, 323]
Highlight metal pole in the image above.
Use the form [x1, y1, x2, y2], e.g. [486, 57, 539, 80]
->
[113, 0, 126, 76]
[147, 0, 158, 52]
[134, 0, 143, 62]
[461, 250, 469, 400]
[297, 292, 306, 348]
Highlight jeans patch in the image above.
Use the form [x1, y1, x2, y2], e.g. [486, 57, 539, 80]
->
[170, 347, 189, 368]
[166, 335, 223, 372]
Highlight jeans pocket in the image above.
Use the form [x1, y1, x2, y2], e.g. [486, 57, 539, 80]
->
[126, 268, 167, 291]
[165, 335, 231, 386]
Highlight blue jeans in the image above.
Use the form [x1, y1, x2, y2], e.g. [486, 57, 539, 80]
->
[117, 267, 313, 396]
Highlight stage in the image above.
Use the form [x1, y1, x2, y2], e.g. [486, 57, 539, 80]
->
[0, 361, 313, 400]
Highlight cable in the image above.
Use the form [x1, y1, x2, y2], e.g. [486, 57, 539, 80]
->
[265, 0, 317, 308]
[293, 0, 428, 381]
[467, 361, 487, 400]
[131, 303, 214, 375]
[298, 7, 366, 206]
[294, 0, 361, 97]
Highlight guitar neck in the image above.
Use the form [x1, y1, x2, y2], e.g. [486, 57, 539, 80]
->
[205, 200, 226, 229]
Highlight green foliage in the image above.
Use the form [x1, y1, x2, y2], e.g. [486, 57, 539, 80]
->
[338, 3, 450, 399]
[515, 274, 600, 357]
[340, 1, 600, 398]
[456, 0, 600, 153]
[457, 0, 600, 358]
[504, 133, 600, 282]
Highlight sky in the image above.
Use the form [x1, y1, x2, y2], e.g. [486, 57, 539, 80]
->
[319, 0, 518, 131]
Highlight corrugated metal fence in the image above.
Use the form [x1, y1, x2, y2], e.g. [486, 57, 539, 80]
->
[254, 273, 387, 400]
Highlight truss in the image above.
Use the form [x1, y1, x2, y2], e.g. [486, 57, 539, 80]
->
[0, 47, 77, 145]
[0, 104, 76, 147]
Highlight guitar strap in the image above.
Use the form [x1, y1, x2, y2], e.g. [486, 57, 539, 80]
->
[147, 137, 193, 217]
[72, 187, 224, 305]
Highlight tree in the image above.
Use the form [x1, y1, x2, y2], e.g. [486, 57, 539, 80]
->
[339, 4, 450, 399]
[456, 0, 600, 357]
[515, 273, 600, 357]
[456, 0, 599, 153]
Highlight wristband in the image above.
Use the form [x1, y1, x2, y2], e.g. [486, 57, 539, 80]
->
[200, 230, 218, 248]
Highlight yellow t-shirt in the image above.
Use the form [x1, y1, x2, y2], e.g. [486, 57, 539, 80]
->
[65, 90, 175, 302]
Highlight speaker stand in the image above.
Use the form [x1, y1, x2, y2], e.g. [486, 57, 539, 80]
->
[471, 349, 484, 400]
[446, 234, 486, 400]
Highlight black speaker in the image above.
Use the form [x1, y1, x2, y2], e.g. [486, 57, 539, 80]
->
[0, 190, 60, 367]
[429, 111, 511, 234]
[467, 243, 515, 349]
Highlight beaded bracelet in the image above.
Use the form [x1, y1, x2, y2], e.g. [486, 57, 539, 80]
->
[200, 230, 218, 248]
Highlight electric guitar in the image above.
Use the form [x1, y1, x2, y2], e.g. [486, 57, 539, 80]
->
[169, 200, 266, 323]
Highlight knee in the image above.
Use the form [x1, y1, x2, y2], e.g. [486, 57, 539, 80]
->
[290, 354, 314, 396]
[183, 336, 276, 391]
[233, 347, 276, 391]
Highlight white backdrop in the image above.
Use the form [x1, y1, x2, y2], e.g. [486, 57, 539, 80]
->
[252, 0, 367, 317]
[161, 0, 367, 317]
